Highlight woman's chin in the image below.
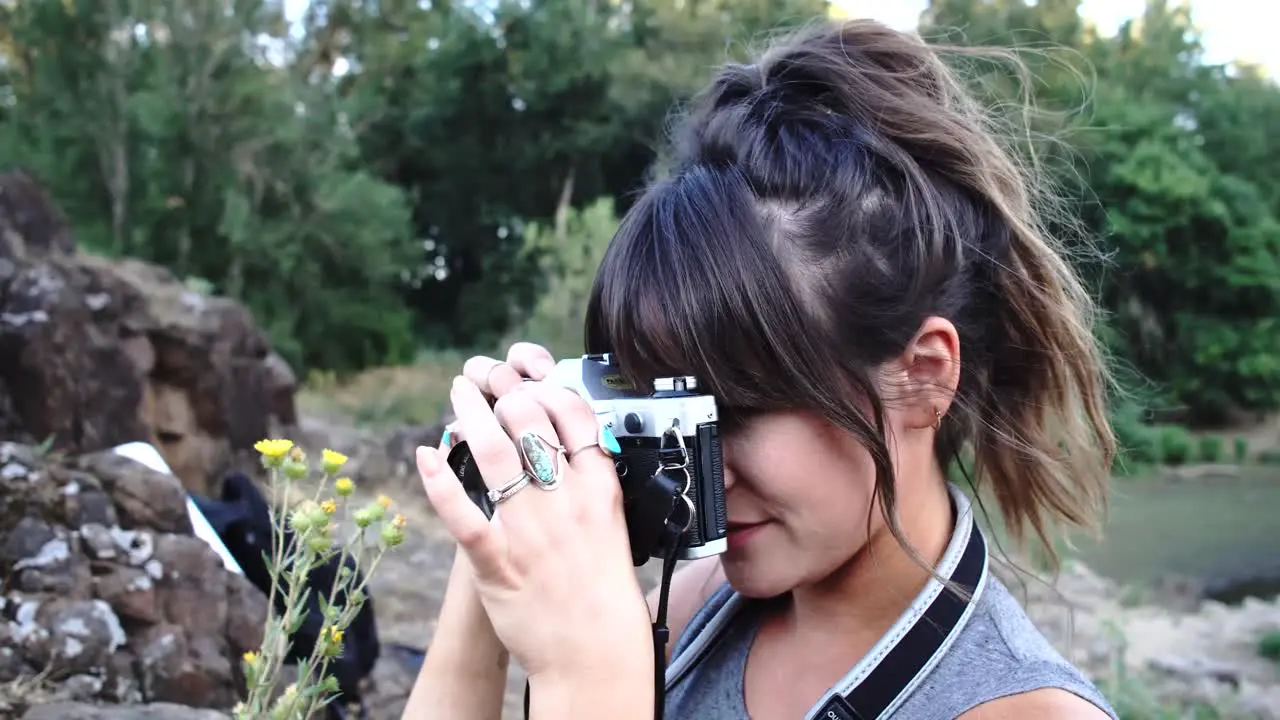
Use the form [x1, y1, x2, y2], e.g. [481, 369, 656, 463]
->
[722, 560, 796, 600]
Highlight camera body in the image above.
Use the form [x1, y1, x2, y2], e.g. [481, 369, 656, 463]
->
[546, 354, 728, 566]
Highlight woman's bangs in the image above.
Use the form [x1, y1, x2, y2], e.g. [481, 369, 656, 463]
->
[584, 171, 810, 410]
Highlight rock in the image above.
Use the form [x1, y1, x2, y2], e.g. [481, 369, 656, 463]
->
[94, 565, 159, 624]
[0, 444, 267, 712]
[384, 424, 448, 478]
[0, 170, 297, 496]
[78, 451, 192, 534]
[21, 702, 230, 720]
[1147, 655, 1243, 687]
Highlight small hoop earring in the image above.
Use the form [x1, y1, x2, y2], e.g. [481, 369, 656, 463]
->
[932, 408, 943, 431]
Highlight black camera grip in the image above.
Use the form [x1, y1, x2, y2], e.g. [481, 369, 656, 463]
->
[445, 440, 497, 519]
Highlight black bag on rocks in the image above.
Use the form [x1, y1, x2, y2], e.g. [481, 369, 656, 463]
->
[192, 471, 381, 719]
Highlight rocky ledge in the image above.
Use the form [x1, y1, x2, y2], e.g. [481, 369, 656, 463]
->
[0, 442, 267, 717]
[0, 169, 297, 498]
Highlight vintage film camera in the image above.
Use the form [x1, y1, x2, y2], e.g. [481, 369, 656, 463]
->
[448, 353, 728, 567]
[548, 354, 728, 565]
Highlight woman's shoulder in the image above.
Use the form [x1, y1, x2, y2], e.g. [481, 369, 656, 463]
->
[896, 574, 1118, 719]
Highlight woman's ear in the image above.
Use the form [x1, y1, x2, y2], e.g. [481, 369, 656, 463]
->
[897, 316, 961, 430]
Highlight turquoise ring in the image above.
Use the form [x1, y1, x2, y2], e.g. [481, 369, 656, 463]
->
[518, 432, 565, 490]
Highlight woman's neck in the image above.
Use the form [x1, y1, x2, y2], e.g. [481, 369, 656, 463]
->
[785, 477, 957, 645]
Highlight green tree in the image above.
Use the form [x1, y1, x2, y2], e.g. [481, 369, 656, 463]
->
[0, 0, 419, 374]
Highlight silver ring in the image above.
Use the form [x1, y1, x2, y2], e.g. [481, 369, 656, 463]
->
[518, 431, 565, 490]
[487, 471, 531, 504]
[567, 426, 621, 461]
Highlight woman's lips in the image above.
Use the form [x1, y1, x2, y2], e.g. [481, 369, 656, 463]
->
[725, 521, 770, 551]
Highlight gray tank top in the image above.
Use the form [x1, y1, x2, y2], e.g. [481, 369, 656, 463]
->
[663, 487, 1118, 720]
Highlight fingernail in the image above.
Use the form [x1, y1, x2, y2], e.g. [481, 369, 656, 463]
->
[417, 445, 439, 475]
[451, 375, 467, 393]
[600, 425, 622, 455]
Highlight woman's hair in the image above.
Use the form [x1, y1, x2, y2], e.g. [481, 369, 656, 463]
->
[583, 18, 1116, 571]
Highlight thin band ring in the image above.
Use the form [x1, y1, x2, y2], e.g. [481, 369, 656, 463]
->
[487, 470, 531, 505]
[485, 361, 513, 391]
[567, 443, 601, 461]
[566, 425, 621, 462]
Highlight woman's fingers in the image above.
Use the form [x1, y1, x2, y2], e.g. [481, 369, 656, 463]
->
[461, 342, 557, 400]
[492, 390, 570, 495]
[462, 355, 525, 399]
[505, 342, 556, 379]
[452, 376, 568, 541]
[522, 383, 623, 505]
[450, 377, 526, 492]
[416, 444, 503, 576]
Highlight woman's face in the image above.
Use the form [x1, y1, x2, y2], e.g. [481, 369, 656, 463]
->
[714, 366, 949, 599]
[715, 409, 880, 598]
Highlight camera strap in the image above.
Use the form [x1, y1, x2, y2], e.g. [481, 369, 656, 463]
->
[663, 484, 989, 720]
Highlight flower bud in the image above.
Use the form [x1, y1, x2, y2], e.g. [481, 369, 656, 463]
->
[380, 523, 405, 548]
[308, 533, 332, 554]
[288, 509, 313, 532]
[283, 457, 309, 480]
[334, 477, 355, 496]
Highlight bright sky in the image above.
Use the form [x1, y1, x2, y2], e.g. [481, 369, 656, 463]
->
[832, 0, 1276, 74]
[281, 0, 1275, 76]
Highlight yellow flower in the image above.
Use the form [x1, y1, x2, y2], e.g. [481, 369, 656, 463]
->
[242, 650, 258, 664]
[376, 494, 392, 510]
[322, 448, 349, 474]
[392, 513, 406, 529]
[320, 499, 337, 514]
[253, 439, 293, 458]
[334, 476, 355, 496]
[327, 626, 344, 644]
[253, 439, 293, 466]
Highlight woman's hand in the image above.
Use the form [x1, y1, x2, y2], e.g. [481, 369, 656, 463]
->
[416, 351, 653, 711]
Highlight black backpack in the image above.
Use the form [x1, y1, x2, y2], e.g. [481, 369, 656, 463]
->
[192, 471, 380, 719]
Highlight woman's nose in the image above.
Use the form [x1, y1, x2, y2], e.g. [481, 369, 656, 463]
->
[720, 462, 737, 492]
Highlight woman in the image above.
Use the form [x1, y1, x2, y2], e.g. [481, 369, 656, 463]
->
[406, 18, 1118, 720]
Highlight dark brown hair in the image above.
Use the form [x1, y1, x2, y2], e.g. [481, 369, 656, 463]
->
[584, 19, 1116, 570]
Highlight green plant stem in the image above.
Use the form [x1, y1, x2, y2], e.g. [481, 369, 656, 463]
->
[248, 465, 293, 714]
[298, 535, 394, 718]
[252, 529, 317, 714]
[295, 530, 363, 717]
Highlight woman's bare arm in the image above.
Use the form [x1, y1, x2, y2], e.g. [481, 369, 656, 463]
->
[403, 548, 509, 719]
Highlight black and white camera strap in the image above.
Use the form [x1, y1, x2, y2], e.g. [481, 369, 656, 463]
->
[663, 484, 990, 720]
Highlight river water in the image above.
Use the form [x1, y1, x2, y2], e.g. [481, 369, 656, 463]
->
[1068, 467, 1280, 603]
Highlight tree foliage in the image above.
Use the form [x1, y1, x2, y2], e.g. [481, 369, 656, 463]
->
[2, 0, 1278, 425]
